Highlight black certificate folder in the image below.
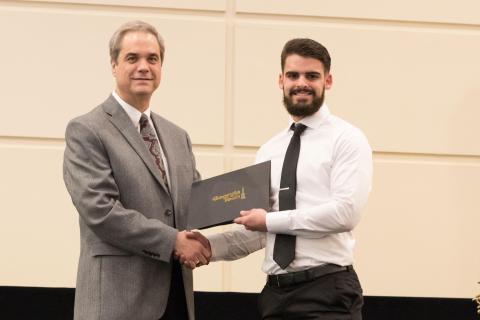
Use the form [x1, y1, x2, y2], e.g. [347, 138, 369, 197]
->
[187, 161, 271, 230]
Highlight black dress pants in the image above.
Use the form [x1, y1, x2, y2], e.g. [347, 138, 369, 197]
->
[258, 267, 363, 320]
[160, 260, 189, 320]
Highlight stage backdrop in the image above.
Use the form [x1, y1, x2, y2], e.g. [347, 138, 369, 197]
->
[0, 0, 479, 300]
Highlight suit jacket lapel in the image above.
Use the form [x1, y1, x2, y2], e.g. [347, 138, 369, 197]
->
[101, 95, 170, 194]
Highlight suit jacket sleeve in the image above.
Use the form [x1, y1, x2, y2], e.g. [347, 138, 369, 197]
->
[63, 118, 178, 263]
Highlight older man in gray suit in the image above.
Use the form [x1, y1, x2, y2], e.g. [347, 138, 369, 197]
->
[63, 21, 210, 320]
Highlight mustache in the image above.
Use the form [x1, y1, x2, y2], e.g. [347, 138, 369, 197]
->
[289, 87, 315, 96]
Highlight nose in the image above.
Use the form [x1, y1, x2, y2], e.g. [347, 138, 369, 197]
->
[295, 74, 309, 86]
[137, 58, 149, 72]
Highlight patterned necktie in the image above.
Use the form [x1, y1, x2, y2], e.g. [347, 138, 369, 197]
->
[273, 123, 307, 269]
[139, 114, 169, 189]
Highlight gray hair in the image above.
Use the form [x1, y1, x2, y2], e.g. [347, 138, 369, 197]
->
[109, 20, 165, 64]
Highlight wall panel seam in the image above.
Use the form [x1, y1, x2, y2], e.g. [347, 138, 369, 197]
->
[235, 12, 480, 31]
[1, 0, 225, 18]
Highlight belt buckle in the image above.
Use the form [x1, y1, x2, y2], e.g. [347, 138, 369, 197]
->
[271, 274, 280, 287]
[269, 274, 281, 287]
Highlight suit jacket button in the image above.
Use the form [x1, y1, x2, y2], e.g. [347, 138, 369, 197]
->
[164, 209, 173, 216]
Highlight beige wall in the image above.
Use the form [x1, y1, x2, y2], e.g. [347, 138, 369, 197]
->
[1, 0, 479, 299]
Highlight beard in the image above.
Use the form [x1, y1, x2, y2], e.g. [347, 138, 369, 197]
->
[283, 86, 325, 117]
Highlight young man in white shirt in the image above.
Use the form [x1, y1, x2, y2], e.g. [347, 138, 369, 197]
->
[186, 38, 373, 320]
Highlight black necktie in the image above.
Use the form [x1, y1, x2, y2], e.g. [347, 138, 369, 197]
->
[273, 123, 307, 269]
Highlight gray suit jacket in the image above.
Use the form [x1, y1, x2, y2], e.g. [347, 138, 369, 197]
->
[63, 95, 200, 320]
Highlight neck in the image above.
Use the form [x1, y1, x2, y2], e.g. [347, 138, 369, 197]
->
[115, 89, 151, 113]
[292, 115, 304, 122]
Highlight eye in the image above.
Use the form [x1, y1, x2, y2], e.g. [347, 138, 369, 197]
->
[126, 55, 137, 63]
[285, 72, 300, 80]
[305, 73, 321, 80]
[148, 55, 159, 63]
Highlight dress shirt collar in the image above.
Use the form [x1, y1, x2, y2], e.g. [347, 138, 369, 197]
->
[288, 104, 331, 131]
[112, 91, 152, 129]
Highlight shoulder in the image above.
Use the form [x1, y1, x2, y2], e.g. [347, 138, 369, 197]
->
[65, 99, 111, 138]
[328, 115, 371, 154]
[151, 112, 187, 135]
[256, 128, 288, 161]
[150, 112, 193, 148]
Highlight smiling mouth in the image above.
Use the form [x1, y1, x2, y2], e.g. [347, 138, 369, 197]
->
[291, 89, 313, 96]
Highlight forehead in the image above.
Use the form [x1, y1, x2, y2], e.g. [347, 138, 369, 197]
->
[283, 54, 326, 73]
[119, 31, 160, 54]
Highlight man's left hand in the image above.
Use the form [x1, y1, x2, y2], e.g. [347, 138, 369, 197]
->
[234, 208, 267, 231]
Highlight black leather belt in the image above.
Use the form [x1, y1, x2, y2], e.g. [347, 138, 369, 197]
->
[267, 264, 352, 288]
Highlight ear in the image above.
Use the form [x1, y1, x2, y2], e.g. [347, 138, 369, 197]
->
[111, 60, 117, 77]
[325, 73, 333, 90]
[278, 73, 284, 90]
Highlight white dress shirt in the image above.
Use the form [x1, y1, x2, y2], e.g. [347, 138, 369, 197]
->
[209, 105, 372, 275]
[112, 91, 171, 186]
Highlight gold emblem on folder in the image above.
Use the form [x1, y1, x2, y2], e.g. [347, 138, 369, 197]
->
[212, 187, 246, 203]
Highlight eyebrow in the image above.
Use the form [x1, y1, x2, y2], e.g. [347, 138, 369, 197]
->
[124, 52, 159, 57]
[286, 71, 321, 75]
[285, 71, 322, 78]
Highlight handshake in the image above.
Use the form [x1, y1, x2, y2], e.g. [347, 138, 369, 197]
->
[174, 209, 267, 269]
[172, 208, 268, 269]
[174, 230, 211, 269]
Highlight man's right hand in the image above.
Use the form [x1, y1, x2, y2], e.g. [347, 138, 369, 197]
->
[174, 230, 211, 269]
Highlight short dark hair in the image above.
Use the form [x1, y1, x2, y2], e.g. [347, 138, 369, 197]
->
[281, 38, 331, 73]
[109, 20, 165, 64]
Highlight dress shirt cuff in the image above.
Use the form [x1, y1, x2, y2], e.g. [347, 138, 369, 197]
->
[266, 210, 293, 234]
